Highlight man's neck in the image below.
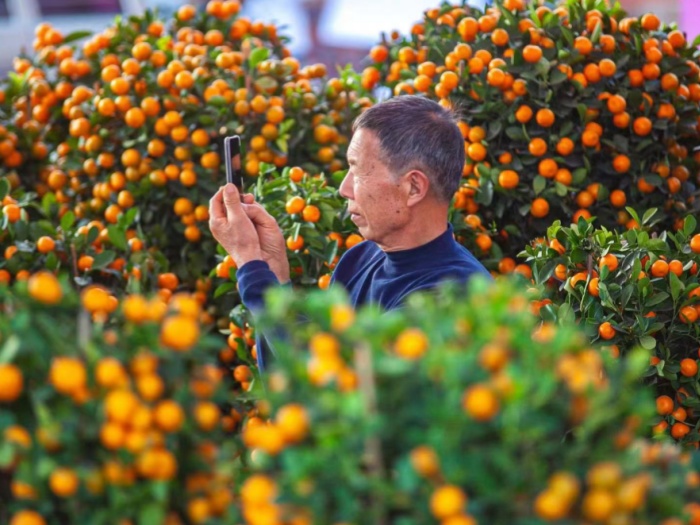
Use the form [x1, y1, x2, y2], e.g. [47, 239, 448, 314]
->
[378, 206, 449, 252]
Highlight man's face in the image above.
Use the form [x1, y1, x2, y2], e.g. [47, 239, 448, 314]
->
[339, 128, 410, 248]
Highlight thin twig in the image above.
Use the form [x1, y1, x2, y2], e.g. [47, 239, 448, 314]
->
[354, 341, 386, 525]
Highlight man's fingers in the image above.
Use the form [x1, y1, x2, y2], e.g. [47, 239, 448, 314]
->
[243, 202, 278, 229]
[222, 183, 244, 220]
[242, 193, 255, 204]
[209, 187, 227, 221]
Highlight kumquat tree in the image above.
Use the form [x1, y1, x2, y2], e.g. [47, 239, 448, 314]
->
[1, 0, 700, 523]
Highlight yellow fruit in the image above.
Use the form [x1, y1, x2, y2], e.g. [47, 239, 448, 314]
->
[394, 327, 429, 359]
[49, 468, 79, 497]
[0, 363, 23, 402]
[430, 485, 467, 520]
[28, 271, 62, 304]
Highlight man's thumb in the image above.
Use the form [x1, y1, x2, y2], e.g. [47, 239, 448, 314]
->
[223, 183, 239, 201]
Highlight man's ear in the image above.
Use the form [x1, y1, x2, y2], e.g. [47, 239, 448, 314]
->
[405, 170, 431, 206]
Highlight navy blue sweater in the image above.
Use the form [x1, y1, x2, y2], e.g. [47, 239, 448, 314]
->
[237, 223, 491, 368]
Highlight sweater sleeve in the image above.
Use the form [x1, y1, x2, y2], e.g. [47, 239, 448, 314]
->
[236, 260, 280, 313]
[236, 260, 282, 371]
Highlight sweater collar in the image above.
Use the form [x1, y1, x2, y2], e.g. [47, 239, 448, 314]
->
[382, 223, 455, 272]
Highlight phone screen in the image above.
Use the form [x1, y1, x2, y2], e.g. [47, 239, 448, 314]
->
[224, 135, 243, 191]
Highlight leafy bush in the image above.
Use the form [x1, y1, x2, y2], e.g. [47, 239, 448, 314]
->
[234, 277, 700, 524]
[0, 274, 252, 525]
[0, 1, 368, 296]
[365, 0, 700, 264]
[522, 213, 700, 444]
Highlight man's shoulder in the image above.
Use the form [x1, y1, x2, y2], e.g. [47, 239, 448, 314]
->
[424, 240, 492, 283]
[332, 239, 381, 283]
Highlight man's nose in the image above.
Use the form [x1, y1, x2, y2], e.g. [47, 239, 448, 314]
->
[338, 172, 353, 199]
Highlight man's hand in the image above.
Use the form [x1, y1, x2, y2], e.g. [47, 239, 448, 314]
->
[209, 184, 290, 284]
[242, 198, 291, 284]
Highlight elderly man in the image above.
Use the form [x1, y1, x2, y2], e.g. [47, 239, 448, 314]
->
[209, 95, 491, 368]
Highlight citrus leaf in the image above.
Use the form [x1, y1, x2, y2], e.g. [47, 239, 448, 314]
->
[0, 178, 9, 201]
[60, 211, 76, 232]
[639, 336, 656, 350]
[107, 226, 127, 250]
[63, 30, 93, 44]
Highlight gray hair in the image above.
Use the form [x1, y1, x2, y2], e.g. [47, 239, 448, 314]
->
[352, 95, 464, 203]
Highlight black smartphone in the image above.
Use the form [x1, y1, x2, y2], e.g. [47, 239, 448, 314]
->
[224, 135, 243, 191]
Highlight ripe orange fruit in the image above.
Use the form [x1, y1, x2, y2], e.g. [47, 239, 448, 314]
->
[498, 170, 519, 189]
[36, 236, 56, 253]
[530, 198, 549, 218]
[582, 489, 616, 521]
[345, 233, 363, 250]
[536, 108, 555, 127]
[528, 138, 547, 157]
[410, 445, 440, 478]
[275, 403, 309, 443]
[574, 36, 593, 55]
[394, 328, 429, 360]
[285, 196, 305, 215]
[680, 358, 698, 376]
[318, 274, 331, 289]
[679, 306, 698, 324]
[286, 234, 305, 251]
[49, 468, 79, 497]
[609, 190, 626, 208]
[430, 485, 467, 520]
[462, 384, 499, 421]
[606, 94, 626, 114]
[154, 399, 185, 433]
[161, 315, 200, 351]
[301, 204, 321, 223]
[28, 271, 63, 305]
[671, 422, 690, 439]
[599, 254, 619, 272]
[81, 285, 113, 313]
[633, 117, 652, 136]
[580, 129, 601, 149]
[50, 357, 87, 395]
[690, 234, 700, 254]
[641, 13, 660, 31]
[588, 277, 600, 297]
[9, 510, 46, 525]
[515, 105, 533, 123]
[467, 143, 487, 162]
[650, 259, 669, 278]
[0, 364, 23, 402]
[612, 154, 630, 173]
[598, 321, 615, 340]
[555, 137, 574, 156]
[656, 395, 674, 415]
[194, 401, 221, 431]
[522, 45, 543, 63]
[538, 159, 558, 178]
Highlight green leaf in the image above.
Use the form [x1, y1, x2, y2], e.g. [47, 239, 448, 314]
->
[669, 271, 683, 302]
[214, 282, 236, 299]
[92, 250, 116, 270]
[60, 211, 76, 232]
[63, 30, 94, 44]
[645, 292, 669, 308]
[138, 504, 166, 525]
[684, 215, 697, 237]
[475, 179, 494, 206]
[533, 175, 546, 195]
[639, 336, 656, 350]
[641, 208, 658, 225]
[107, 226, 127, 251]
[0, 178, 9, 201]
[0, 335, 20, 364]
[249, 47, 270, 70]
